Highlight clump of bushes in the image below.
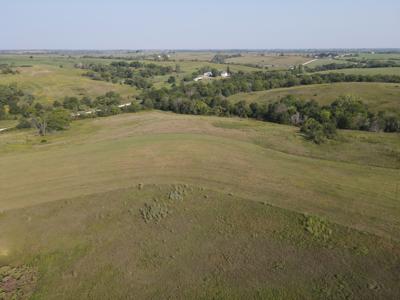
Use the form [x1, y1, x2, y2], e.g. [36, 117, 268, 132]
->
[0, 265, 37, 299]
[168, 185, 188, 201]
[140, 202, 169, 223]
[303, 215, 333, 241]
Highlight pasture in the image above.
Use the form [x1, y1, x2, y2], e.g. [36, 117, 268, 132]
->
[318, 67, 400, 76]
[229, 82, 400, 113]
[0, 63, 137, 103]
[0, 112, 399, 298]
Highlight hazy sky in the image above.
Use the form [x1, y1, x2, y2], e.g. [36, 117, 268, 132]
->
[1, 0, 399, 49]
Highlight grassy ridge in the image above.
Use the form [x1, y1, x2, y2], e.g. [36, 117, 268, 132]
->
[228, 82, 400, 113]
[319, 67, 400, 76]
[1, 112, 399, 240]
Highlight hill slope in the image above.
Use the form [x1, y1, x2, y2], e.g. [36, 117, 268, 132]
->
[0, 112, 399, 299]
[229, 82, 400, 113]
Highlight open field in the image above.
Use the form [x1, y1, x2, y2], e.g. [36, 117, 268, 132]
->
[318, 67, 400, 76]
[163, 51, 217, 62]
[0, 111, 399, 298]
[0, 64, 138, 103]
[229, 82, 400, 113]
[343, 53, 400, 61]
[225, 53, 310, 68]
[1, 112, 399, 235]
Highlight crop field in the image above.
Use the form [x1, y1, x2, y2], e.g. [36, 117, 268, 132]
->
[305, 58, 350, 67]
[229, 82, 400, 113]
[225, 53, 310, 68]
[163, 51, 217, 61]
[0, 112, 399, 298]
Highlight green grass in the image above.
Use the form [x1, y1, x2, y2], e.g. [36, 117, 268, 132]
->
[306, 58, 350, 68]
[1, 112, 399, 298]
[0, 63, 138, 104]
[1, 112, 399, 237]
[344, 53, 400, 61]
[228, 82, 400, 113]
[1, 184, 399, 299]
[319, 67, 400, 76]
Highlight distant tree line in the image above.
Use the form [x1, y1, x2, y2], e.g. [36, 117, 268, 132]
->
[211, 54, 242, 64]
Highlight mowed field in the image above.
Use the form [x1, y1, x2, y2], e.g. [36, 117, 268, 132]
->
[0, 111, 400, 298]
[229, 82, 400, 113]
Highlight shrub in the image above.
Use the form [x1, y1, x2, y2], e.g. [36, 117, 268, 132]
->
[47, 109, 71, 131]
[17, 117, 32, 129]
[303, 215, 332, 241]
[140, 202, 169, 223]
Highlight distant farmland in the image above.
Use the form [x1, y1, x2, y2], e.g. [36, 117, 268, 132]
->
[319, 67, 400, 76]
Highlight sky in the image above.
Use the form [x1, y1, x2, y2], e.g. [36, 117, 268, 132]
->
[1, 0, 399, 50]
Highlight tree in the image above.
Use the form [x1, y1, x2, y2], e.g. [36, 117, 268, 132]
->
[167, 76, 176, 84]
[0, 104, 5, 120]
[301, 118, 325, 144]
[32, 109, 71, 136]
[142, 98, 154, 109]
[31, 114, 48, 136]
[126, 102, 142, 113]
[232, 101, 251, 118]
[47, 109, 71, 131]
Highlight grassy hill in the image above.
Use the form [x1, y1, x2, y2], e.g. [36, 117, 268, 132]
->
[0, 64, 138, 104]
[318, 67, 400, 76]
[0, 112, 399, 298]
[228, 82, 400, 113]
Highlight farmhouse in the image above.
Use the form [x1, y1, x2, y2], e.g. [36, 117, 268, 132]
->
[221, 71, 230, 78]
[194, 71, 213, 82]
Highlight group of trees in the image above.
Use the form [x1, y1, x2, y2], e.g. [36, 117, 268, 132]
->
[76, 61, 178, 88]
[138, 83, 400, 143]
[211, 54, 241, 64]
[0, 84, 30, 119]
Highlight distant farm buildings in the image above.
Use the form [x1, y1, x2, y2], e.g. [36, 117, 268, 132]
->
[194, 71, 230, 82]
[221, 71, 230, 78]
